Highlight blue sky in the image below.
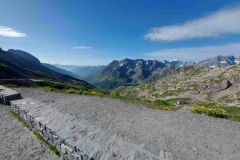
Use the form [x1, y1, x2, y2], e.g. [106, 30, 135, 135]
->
[0, 0, 240, 65]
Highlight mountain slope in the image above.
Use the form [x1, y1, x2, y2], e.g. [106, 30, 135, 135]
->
[236, 57, 240, 63]
[0, 48, 96, 90]
[113, 64, 240, 106]
[0, 49, 55, 74]
[197, 55, 237, 68]
[71, 65, 105, 78]
[85, 58, 172, 90]
[161, 59, 196, 67]
[42, 63, 81, 79]
[8, 49, 41, 64]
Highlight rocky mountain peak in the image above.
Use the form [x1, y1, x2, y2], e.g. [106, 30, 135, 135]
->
[235, 57, 240, 64]
[85, 58, 171, 90]
[227, 55, 235, 61]
[197, 55, 237, 68]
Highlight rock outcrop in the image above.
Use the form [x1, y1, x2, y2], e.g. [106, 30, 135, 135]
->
[113, 64, 240, 105]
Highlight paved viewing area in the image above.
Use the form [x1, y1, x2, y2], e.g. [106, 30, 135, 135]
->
[15, 88, 240, 160]
[1, 86, 240, 160]
[10, 98, 184, 160]
[0, 86, 184, 160]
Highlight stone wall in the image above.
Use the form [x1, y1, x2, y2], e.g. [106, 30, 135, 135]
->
[1, 84, 186, 160]
[10, 98, 186, 160]
[0, 85, 21, 104]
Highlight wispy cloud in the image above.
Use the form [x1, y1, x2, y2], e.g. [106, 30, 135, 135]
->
[144, 6, 240, 41]
[72, 46, 92, 49]
[144, 43, 240, 60]
[0, 26, 27, 37]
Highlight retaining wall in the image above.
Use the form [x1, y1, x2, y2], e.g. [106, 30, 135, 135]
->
[0, 85, 21, 104]
[10, 98, 186, 160]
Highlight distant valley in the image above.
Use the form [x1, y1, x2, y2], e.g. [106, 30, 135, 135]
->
[53, 64, 105, 78]
[42, 63, 81, 79]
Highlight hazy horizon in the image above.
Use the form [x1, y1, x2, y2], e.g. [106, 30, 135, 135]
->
[1, 45, 240, 66]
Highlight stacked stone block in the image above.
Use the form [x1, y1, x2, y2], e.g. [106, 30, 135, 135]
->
[10, 98, 186, 160]
[0, 85, 21, 104]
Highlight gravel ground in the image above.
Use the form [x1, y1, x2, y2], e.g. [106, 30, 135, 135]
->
[0, 104, 60, 160]
[15, 88, 240, 160]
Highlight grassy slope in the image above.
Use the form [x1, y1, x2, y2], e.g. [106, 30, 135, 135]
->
[111, 66, 240, 121]
[0, 49, 96, 89]
[0, 59, 106, 95]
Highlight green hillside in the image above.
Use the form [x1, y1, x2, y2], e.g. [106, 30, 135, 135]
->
[0, 48, 106, 95]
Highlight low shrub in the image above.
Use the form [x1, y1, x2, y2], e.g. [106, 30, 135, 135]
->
[66, 88, 76, 94]
[191, 104, 227, 118]
[2, 84, 19, 88]
[153, 99, 170, 106]
[227, 114, 240, 122]
[153, 105, 172, 111]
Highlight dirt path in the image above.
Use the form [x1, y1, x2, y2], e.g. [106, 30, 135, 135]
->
[0, 104, 60, 160]
[15, 88, 240, 160]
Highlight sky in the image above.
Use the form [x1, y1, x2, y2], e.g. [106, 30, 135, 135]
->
[0, 0, 240, 65]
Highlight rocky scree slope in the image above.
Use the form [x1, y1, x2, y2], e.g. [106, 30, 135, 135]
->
[85, 56, 240, 91]
[113, 64, 240, 106]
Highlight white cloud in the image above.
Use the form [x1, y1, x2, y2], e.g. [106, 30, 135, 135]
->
[0, 26, 27, 37]
[144, 6, 240, 41]
[144, 43, 240, 60]
[72, 46, 92, 49]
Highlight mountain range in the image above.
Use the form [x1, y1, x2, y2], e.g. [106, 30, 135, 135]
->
[1, 46, 240, 92]
[0, 48, 95, 90]
[113, 64, 240, 107]
[161, 55, 240, 68]
[197, 55, 240, 68]
[85, 59, 173, 90]
[84, 55, 240, 90]
[161, 59, 196, 67]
